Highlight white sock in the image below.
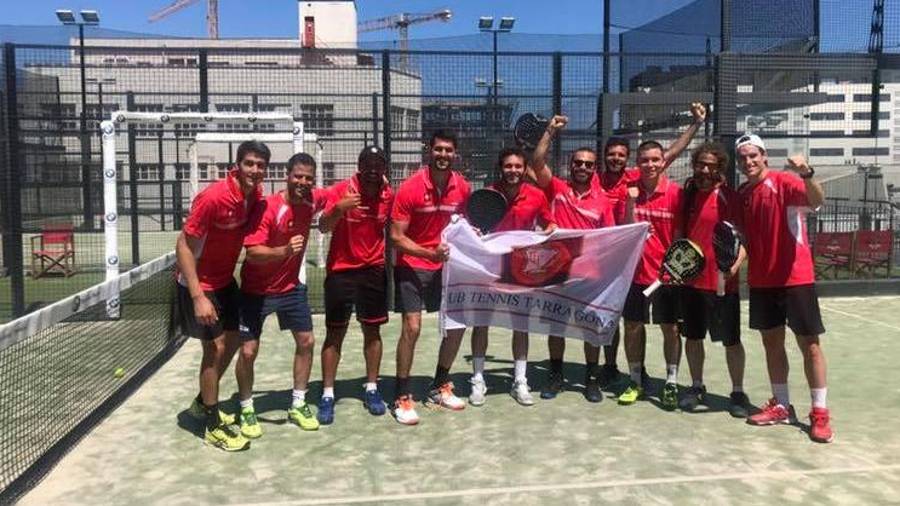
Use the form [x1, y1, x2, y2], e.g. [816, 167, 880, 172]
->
[666, 364, 678, 384]
[810, 387, 827, 409]
[322, 387, 335, 399]
[239, 397, 254, 410]
[292, 389, 307, 407]
[513, 359, 527, 383]
[692, 379, 703, 388]
[732, 385, 744, 393]
[772, 383, 790, 407]
[629, 363, 642, 386]
[364, 382, 377, 392]
[473, 356, 485, 381]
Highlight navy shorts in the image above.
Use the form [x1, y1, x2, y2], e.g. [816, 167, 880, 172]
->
[177, 279, 240, 340]
[749, 284, 826, 336]
[239, 284, 313, 341]
[622, 283, 681, 325]
[325, 266, 389, 327]
[680, 287, 741, 346]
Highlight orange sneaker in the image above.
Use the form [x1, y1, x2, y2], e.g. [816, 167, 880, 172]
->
[747, 398, 793, 426]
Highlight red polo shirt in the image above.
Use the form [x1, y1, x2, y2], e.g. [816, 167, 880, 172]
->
[594, 168, 640, 224]
[739, 170, 816, 288]
[180, 169, 259, 291]
[631, 176, 684, 286]
[685, 185, 743, 293]
[490, 182, 554, 232]
[545, 176, 614, 230]
[324, 175, 394, 273]
[391, 166, 470, 271]
[240, 189, 329, 296]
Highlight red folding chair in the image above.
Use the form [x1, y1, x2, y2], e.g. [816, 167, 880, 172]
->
[30, 224, 77, 278]
[854, 230, 893, 278]
[812, 231, 854, 279]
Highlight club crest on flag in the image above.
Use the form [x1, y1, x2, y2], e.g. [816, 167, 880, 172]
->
[501, 238, 582, 287]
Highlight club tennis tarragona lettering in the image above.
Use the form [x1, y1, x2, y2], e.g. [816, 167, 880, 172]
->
[440, 219, 649, 346]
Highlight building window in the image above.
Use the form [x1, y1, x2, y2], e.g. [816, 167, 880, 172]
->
[216, 103, 251, 132]
[853, 93, 890, 102]
[322, 162, 336, 183]
[809, 130, 844, 137]
[134, 164, 161, 181]
[133, 104, 163, 137]
[196, 163, 211, 180]
[809, 112, 844, 121]
[851, 147, 889, 156]
[216, 163, 230, 179]
[267, 163, 287, 180]
[175, 163, 191, 180]
[167, 57, 198, 66]
[766, 149, 789, 157]
[851, 129, 890, 137]
[824, 94, 845, 103]
[810, 148, 844, 157]
[171, 104, 203, 137]
[407, 109, 420, 133]
[852, 111, 890, 120]
[300, 104, 334, 137]
[256, 103, 291, 132]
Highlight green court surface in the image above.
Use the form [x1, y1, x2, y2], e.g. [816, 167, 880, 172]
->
[20, 296, 900, 505]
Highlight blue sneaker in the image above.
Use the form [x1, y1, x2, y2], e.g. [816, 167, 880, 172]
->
[317, 396, 335, 425]
[364, 389, 386, 416]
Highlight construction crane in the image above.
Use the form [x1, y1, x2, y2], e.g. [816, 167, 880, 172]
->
[358, 9, 452, 53]
[149, 0, 219, 39]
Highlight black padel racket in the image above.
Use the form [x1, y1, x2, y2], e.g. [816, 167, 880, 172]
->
[514, 113, 550, 150]
[643, 238, 706, 297]
[466, 188, 508, 234]
[712, 221, 742, 296]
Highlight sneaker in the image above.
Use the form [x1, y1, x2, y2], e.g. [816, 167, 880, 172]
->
[728, 391, 751, 418]
[426, 381, 466, 411]
[238, 407, 262, 439]
[188, 397, 235, 426]
[597, 364, 619, 387]
[511, 380, 535, 406]
[392, 395, 419, 425]
[204, 423, 250, 452]
[364, 389, 386, 416]
[661, 383, 679, 411]
[678, 385, 706, 412]
[540, 371, 564, 400]
[747, 398, 793, 426]
[617, 381, 644, 405]
[809, 407, 834, 443]
[584, 374, 603, 403]
[317, 396, 335, 425]
[288, 402, 320, 431]
[469, 377, 487, 407]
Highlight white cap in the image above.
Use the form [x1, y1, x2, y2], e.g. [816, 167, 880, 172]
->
[735, 133, 766, 152]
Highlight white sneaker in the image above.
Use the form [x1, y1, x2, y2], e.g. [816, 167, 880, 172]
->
[427, 381, 466, 411]
[392, 395, 420, 425]
[511, 380, 534, 406]
[469, 377, 487, 406]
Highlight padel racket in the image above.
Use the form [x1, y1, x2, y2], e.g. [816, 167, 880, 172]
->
[643, 238, 706, 297]
[466, 188, 508, 234]
[712, 221, 742, 296]
[514, 113, 550, 150]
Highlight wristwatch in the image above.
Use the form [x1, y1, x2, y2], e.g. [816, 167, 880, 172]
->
[800, 166, 815, 179]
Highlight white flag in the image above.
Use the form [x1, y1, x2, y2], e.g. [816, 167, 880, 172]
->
[440, 218, 649, 346]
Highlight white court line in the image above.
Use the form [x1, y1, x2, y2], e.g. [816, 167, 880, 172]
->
[820, 304, 900, 332]
[239, 463, 900, 506]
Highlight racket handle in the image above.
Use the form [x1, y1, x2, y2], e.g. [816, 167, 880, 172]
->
[643, 280, 662, 297]
[716, 272, 725, 297]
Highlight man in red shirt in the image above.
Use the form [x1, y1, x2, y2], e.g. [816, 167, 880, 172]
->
[617, 140, 685, 410]
[464, 147, 557, 407]
[679, 142, 750, 417]
[735, 134, 832, 443]
[236, 152, 330, 438]
[525, 115, 615, 403]
[593, 102, 706, 385]
[389, 130, 471, 425]
[176, 140, 267, 452]
[316, 146, 394, 425]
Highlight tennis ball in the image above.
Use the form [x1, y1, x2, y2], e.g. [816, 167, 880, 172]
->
[113, 367, 125, 379]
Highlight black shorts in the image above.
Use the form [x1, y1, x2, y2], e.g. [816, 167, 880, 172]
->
[394, 266, 442, 313]
[749, 284, 826, 336]
[177, 279, 240, 340]
[325, 266, 389, 327]
[622, 283, 680, 324]
[680, 287, 741, 346]
[239, 285, 314, 341]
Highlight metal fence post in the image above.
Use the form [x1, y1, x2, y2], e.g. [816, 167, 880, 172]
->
[714, 54, 738, 187]
[2, 43, 25, 316]
[552, 52, 562, 169]
[79, 26, 94, 231]
[381, 51, 392, 168]
[126, 92, 140, 266]
[199, 49, 209, 113]
[372, 92, 380, 147]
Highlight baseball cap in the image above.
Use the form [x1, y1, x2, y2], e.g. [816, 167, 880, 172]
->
[358, 145, 387, 166]
[735, 133, 766, 152]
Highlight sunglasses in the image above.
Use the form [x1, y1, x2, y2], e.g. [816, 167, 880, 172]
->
[572, 159, 596, 169]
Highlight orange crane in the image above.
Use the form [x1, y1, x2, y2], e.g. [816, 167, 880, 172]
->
[149, 0, 219, 39]
[357, 9, 452, 53]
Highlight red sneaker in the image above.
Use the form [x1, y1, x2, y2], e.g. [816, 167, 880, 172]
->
[747, 398, 793, 426]
[809, 407, 834, 443]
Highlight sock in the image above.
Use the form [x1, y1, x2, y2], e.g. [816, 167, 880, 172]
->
[322, 387, 335, 399]
[204, 403, 220, 429]
[629, 363, 642, 386]
[692, 379, 703, 388]
[514, 359, 528, 383]
[585, 362, 599, 378]
[810, 387, 827, 409]
[550, 358, 563, 374]
[239, 397, 254, 410]
[292, 389, 307, 408]
[396, 377, 411, 398]
[433, 365, 450, 388]
[364, 382, 377, 392]
[732, 385, 744, 393]
[772, 383, 790, 407]
[666, 364, 678, 384]
[472, 356, 485, 382]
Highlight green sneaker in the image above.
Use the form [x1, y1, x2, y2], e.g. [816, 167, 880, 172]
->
[661, 382, 679, 411]
[204, 423, 250, 452]
[189, 397, 235, 425]
[287, 402, 320, 431]
[239, 407, 262, 439]
[617, 382, 644, 405]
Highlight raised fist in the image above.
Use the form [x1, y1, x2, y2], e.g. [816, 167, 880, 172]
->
[786, 154, 811, 176]
[548, 115, 568, 133]
[690, 102, 706, 123]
